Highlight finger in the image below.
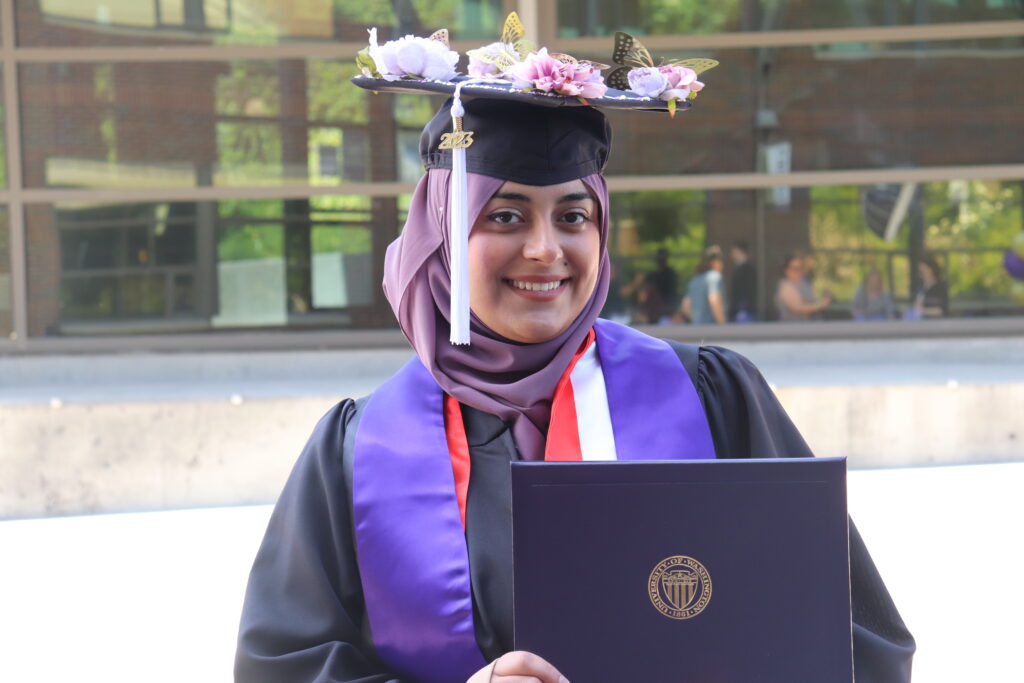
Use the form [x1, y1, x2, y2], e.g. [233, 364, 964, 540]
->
[492, 651, 568, 683]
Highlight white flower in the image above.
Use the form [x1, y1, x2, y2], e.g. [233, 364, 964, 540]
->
[371, 33, 459, 82]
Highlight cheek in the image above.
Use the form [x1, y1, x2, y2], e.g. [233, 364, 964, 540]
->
[468, 235, 507, 292]
[576, 230, 602, 286]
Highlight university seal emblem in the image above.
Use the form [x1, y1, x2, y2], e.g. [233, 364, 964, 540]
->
[648, 555, 712, 620]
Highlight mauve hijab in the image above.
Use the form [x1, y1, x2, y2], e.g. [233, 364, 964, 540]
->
[382, 168, 611, 461]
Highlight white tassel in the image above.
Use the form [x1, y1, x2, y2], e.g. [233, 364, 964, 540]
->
[448, 83, 472, 345]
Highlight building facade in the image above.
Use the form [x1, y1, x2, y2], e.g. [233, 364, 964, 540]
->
[1, 0, 1023, 351]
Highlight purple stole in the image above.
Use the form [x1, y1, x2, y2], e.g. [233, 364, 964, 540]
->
[352, 320, 716, 682]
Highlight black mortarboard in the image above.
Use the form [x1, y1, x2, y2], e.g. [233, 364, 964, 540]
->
[419, 96, 611, 186]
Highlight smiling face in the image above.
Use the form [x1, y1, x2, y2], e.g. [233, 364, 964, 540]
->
[468, 179, 601, 344]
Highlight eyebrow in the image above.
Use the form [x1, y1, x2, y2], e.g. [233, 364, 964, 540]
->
[491, 191, 594, 203]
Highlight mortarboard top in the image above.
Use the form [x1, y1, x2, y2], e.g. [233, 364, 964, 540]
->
[418, 96, 611, 187]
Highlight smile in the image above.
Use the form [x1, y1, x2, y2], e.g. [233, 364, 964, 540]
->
[507, 279, 566, 292]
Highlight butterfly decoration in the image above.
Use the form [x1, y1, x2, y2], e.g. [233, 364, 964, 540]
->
[549, 50, 611, 73]
[355, 43, 378, 78]
[606, 31, 718, 96]
[499, 12, 532, 60]
[429, 28, 450, 48]
[468, 11, 536, 73]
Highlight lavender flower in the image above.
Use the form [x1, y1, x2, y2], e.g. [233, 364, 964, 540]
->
[370, 30, 459, 82]
[626, 67, 670, 98]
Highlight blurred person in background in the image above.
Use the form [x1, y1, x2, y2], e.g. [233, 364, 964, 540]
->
[647, 247, 679, 319]
[728, 240, 756, 322]
[775, 253, 833, 321]
[599, 258, 631, 323]
[679, 245, 726, 324]
[914, 254, 949, 319]
[621, 247, 678, 324]
[852, 268, 897, 321]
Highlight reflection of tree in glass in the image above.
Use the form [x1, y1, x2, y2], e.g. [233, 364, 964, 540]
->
[334, 0, 502, 41]
[312, 226, 371, 255]
[218, 200, 284, 262]
[215, 62, 283, 183]
[216, 123, 282, 182]
[393, 94, 436, 128]
[923, 181, 1023, 301]
[611, 190, 707, 283]
[557, 0, 739, 37]
[216, 61, 280, 117]
[810, 185, 907, 303]
[0, 94, 5, 188]
[309, 62, 367, 124]
[810, 182, 1024, 309]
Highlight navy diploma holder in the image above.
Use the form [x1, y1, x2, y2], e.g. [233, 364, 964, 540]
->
[511, 458, 853, 682]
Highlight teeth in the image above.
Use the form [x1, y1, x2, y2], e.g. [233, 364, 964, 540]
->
[510, 279, 563, 292]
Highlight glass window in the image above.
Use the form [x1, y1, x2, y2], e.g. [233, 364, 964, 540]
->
[0, 208, 11, 338]
[586, 38, 1024, 176]
[558, 0, 1024, 38]
[19, 59, 422, 189]
[17, 0, 504, 47]
[25, 198, 405, 336]
[605, 179, 1024, 325]
[20, 38, 1023, 187]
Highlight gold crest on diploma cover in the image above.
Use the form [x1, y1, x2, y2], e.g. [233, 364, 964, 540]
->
[648, 555, 712, 620]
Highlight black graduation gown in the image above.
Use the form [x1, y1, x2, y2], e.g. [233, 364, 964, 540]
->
[235, 344, 916, 683]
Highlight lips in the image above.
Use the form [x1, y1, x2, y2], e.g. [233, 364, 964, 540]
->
[503, 276, 569, 300]
[508, 279, 565, 292]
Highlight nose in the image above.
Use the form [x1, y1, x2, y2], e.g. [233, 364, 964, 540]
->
[522, 218, 563, 264]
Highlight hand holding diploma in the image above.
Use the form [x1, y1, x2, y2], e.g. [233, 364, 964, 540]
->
[467, 651, 569, 683]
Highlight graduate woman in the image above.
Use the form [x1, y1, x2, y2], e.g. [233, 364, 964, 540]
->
[235, 18, 914, 683]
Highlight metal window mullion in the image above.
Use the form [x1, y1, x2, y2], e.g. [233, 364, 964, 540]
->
[5, 22, 1021, 63]
[1, 0, 27, 346]
[6, 164, 1024, 206]
[553, 19, 1024, 52]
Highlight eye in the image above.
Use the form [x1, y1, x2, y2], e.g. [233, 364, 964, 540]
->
[561, 210, 590, 226]
[487, 210, 522, 225]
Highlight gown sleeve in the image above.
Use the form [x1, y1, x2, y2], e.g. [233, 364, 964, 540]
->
[690, 344, 917, 683]
[234, 400, 407, 683]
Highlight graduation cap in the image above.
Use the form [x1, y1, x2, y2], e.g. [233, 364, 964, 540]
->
[352, 14, 715, 344]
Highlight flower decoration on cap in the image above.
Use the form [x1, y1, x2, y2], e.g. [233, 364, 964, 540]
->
[468, 13, 608, 103]
[607, 31, 717, 117]
[466, 12, 534, 80]
[357, 27, 459, 82]
[507, 48, 609, 101]
[351, 14, 704, 113]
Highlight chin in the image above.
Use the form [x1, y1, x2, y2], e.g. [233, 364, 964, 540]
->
[502, 321, 570, 344]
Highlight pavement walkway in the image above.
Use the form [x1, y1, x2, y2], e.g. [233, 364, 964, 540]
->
[1, 462, 1021, 683]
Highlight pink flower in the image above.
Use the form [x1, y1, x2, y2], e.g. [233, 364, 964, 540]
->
[658, 64, 704, 101]
[627, 66, 669, 98]
[508, 48, 608, 98]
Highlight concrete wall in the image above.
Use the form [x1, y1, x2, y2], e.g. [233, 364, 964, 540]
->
[3, 338, 1023, 519]
[3, 380, 1022, 519]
